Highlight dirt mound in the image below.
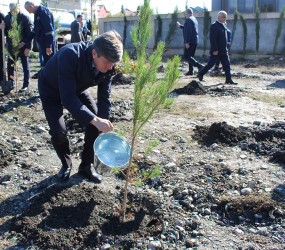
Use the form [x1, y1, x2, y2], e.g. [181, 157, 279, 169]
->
[11, 182, 163, 249]
[172, 80, 207, 95]
[112, 73, 133, 85]
[193, 122, 249, 146]
[208, 86, 246, 97]
[0, 141, 14, 170]
[218, 195, 284, 224]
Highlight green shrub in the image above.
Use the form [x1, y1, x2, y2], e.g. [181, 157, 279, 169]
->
[273, 5, 285, 55]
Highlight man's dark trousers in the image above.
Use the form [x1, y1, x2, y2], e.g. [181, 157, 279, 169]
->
[39, 89, 99, 169]
[0, 48, 3, 82]
[199, 54, 232, 81]
[39, 42, 56, 66]
[8, 53, 30, 88]
[184, 44, 202, 74]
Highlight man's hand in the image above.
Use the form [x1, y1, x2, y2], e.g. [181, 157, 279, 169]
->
[90, 116, 114, 134]
[46, 48, 52, 56]
[24, 48, 31, 57]
[176, 21, 181, 27]
[0, 22, 5, 30]
[18, 42, 25, 48]
[185, 43, 190, 49]
[213, 51, 218, 56]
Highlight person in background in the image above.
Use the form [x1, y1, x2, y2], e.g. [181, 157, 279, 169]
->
[177, 8, 203, 76]
[4, 3, 33, 92]
[19, 1, 56, 79]
[197, 11, 237, 85]
[81, 21, 91, 42]
[71, 15, 84, 43]
[0, 11, 5, 83]
[38, 30, 123, 183]
[212, 24, 231, 74]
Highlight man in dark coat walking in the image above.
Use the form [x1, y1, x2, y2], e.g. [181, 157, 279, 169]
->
[71, 15, 84, 43]
[177, 8, 203, 76]
[4, 3, 33, 92]
[197, 11, 237, 84]
[38, 30, 123, 183]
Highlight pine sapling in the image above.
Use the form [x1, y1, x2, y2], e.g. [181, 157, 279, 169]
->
[121, 0, 180, 222]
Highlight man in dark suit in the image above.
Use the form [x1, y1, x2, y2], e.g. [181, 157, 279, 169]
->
[4, 3, 33, 92]
[177, 8, 203, 76]
[38, 30, 123, 183]
[0, 11, 5, 83]
[21, 1, 56, 67]
[71, 15, 84, 43]
[197, 11, 237, 84]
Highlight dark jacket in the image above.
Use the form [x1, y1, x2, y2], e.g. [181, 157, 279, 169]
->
[38, 42, 115, 126]
[180, 15, 199, 45]
[210, 21, 229, 55]
[82, 25, 91, 41]
[4, 11, 33, 55]
[71, 19, 83, 43]
[0, 12, 4, 51]
[25, 5, 55, 49]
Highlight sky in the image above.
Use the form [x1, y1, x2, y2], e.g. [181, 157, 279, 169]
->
[101, 0, 212, 15]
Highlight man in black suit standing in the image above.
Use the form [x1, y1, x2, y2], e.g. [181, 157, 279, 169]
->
[197, 11, 237, 85]
[71, 15, 84, 43]
[177, 8, 203, 76]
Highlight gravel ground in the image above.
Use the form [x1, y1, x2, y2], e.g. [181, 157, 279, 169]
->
[0, 58, 284, 249]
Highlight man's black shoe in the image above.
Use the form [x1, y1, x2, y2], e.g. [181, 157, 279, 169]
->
[225, 80, 238, 85]
[32, 69, 42, 79]
[197, 73, 203, 81]
[58, 165, 72, 181]
[78, 165, 102, 183]
[185, 71, 193, 76]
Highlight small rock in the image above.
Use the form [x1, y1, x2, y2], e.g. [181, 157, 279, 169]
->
[240, 154, 247, 159]
[253, 121, 261, 126]
[160, 137, 168, 142]
[233, 228, 244, 235]
[204, 208, 211, 215]
[264, 188, 272, 192]
[205, 164, 214, 170]
[186, 239, 198, 247]
[257, 227, 269, 236]
[100, 244, 111, 250]
[148, 240, 162, 249]
[165, 162, 176, 169]
[241, 188, 252, 195]
[179, 137, 186, 143]
[210, 143, 219, 149]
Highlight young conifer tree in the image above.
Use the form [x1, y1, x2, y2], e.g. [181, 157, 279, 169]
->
[7, 5, 22, 92]
[121, 0, 180, 221]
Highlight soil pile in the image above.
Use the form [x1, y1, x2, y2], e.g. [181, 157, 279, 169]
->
[112, 73, 133, 85]
[173, 80, 207, 95]
[193, 122, 249, 146]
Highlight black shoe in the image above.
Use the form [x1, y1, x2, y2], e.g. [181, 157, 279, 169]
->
[58, 165, 72, 181]
[31, 69, 41, 79]
[197, 73, 203, 81]
[185, 71, 193, 76]
[225, 80, 238, 85]
[19, 87, 28, 93]
[78, 165, 102, 183]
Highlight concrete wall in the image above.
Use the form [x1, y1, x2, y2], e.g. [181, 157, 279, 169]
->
[98, 11, 285, 57]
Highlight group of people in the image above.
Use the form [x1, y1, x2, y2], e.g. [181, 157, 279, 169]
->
[178, 8, 237, 85]
[0, 4, 238, 184]
[0, 2, 92, 93]
[71, 14, 91, 43]
[0, 1, 56, 92]
[1, 2, 123, 183]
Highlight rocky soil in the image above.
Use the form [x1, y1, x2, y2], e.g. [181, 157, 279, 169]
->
[0, 58, 285, 249]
